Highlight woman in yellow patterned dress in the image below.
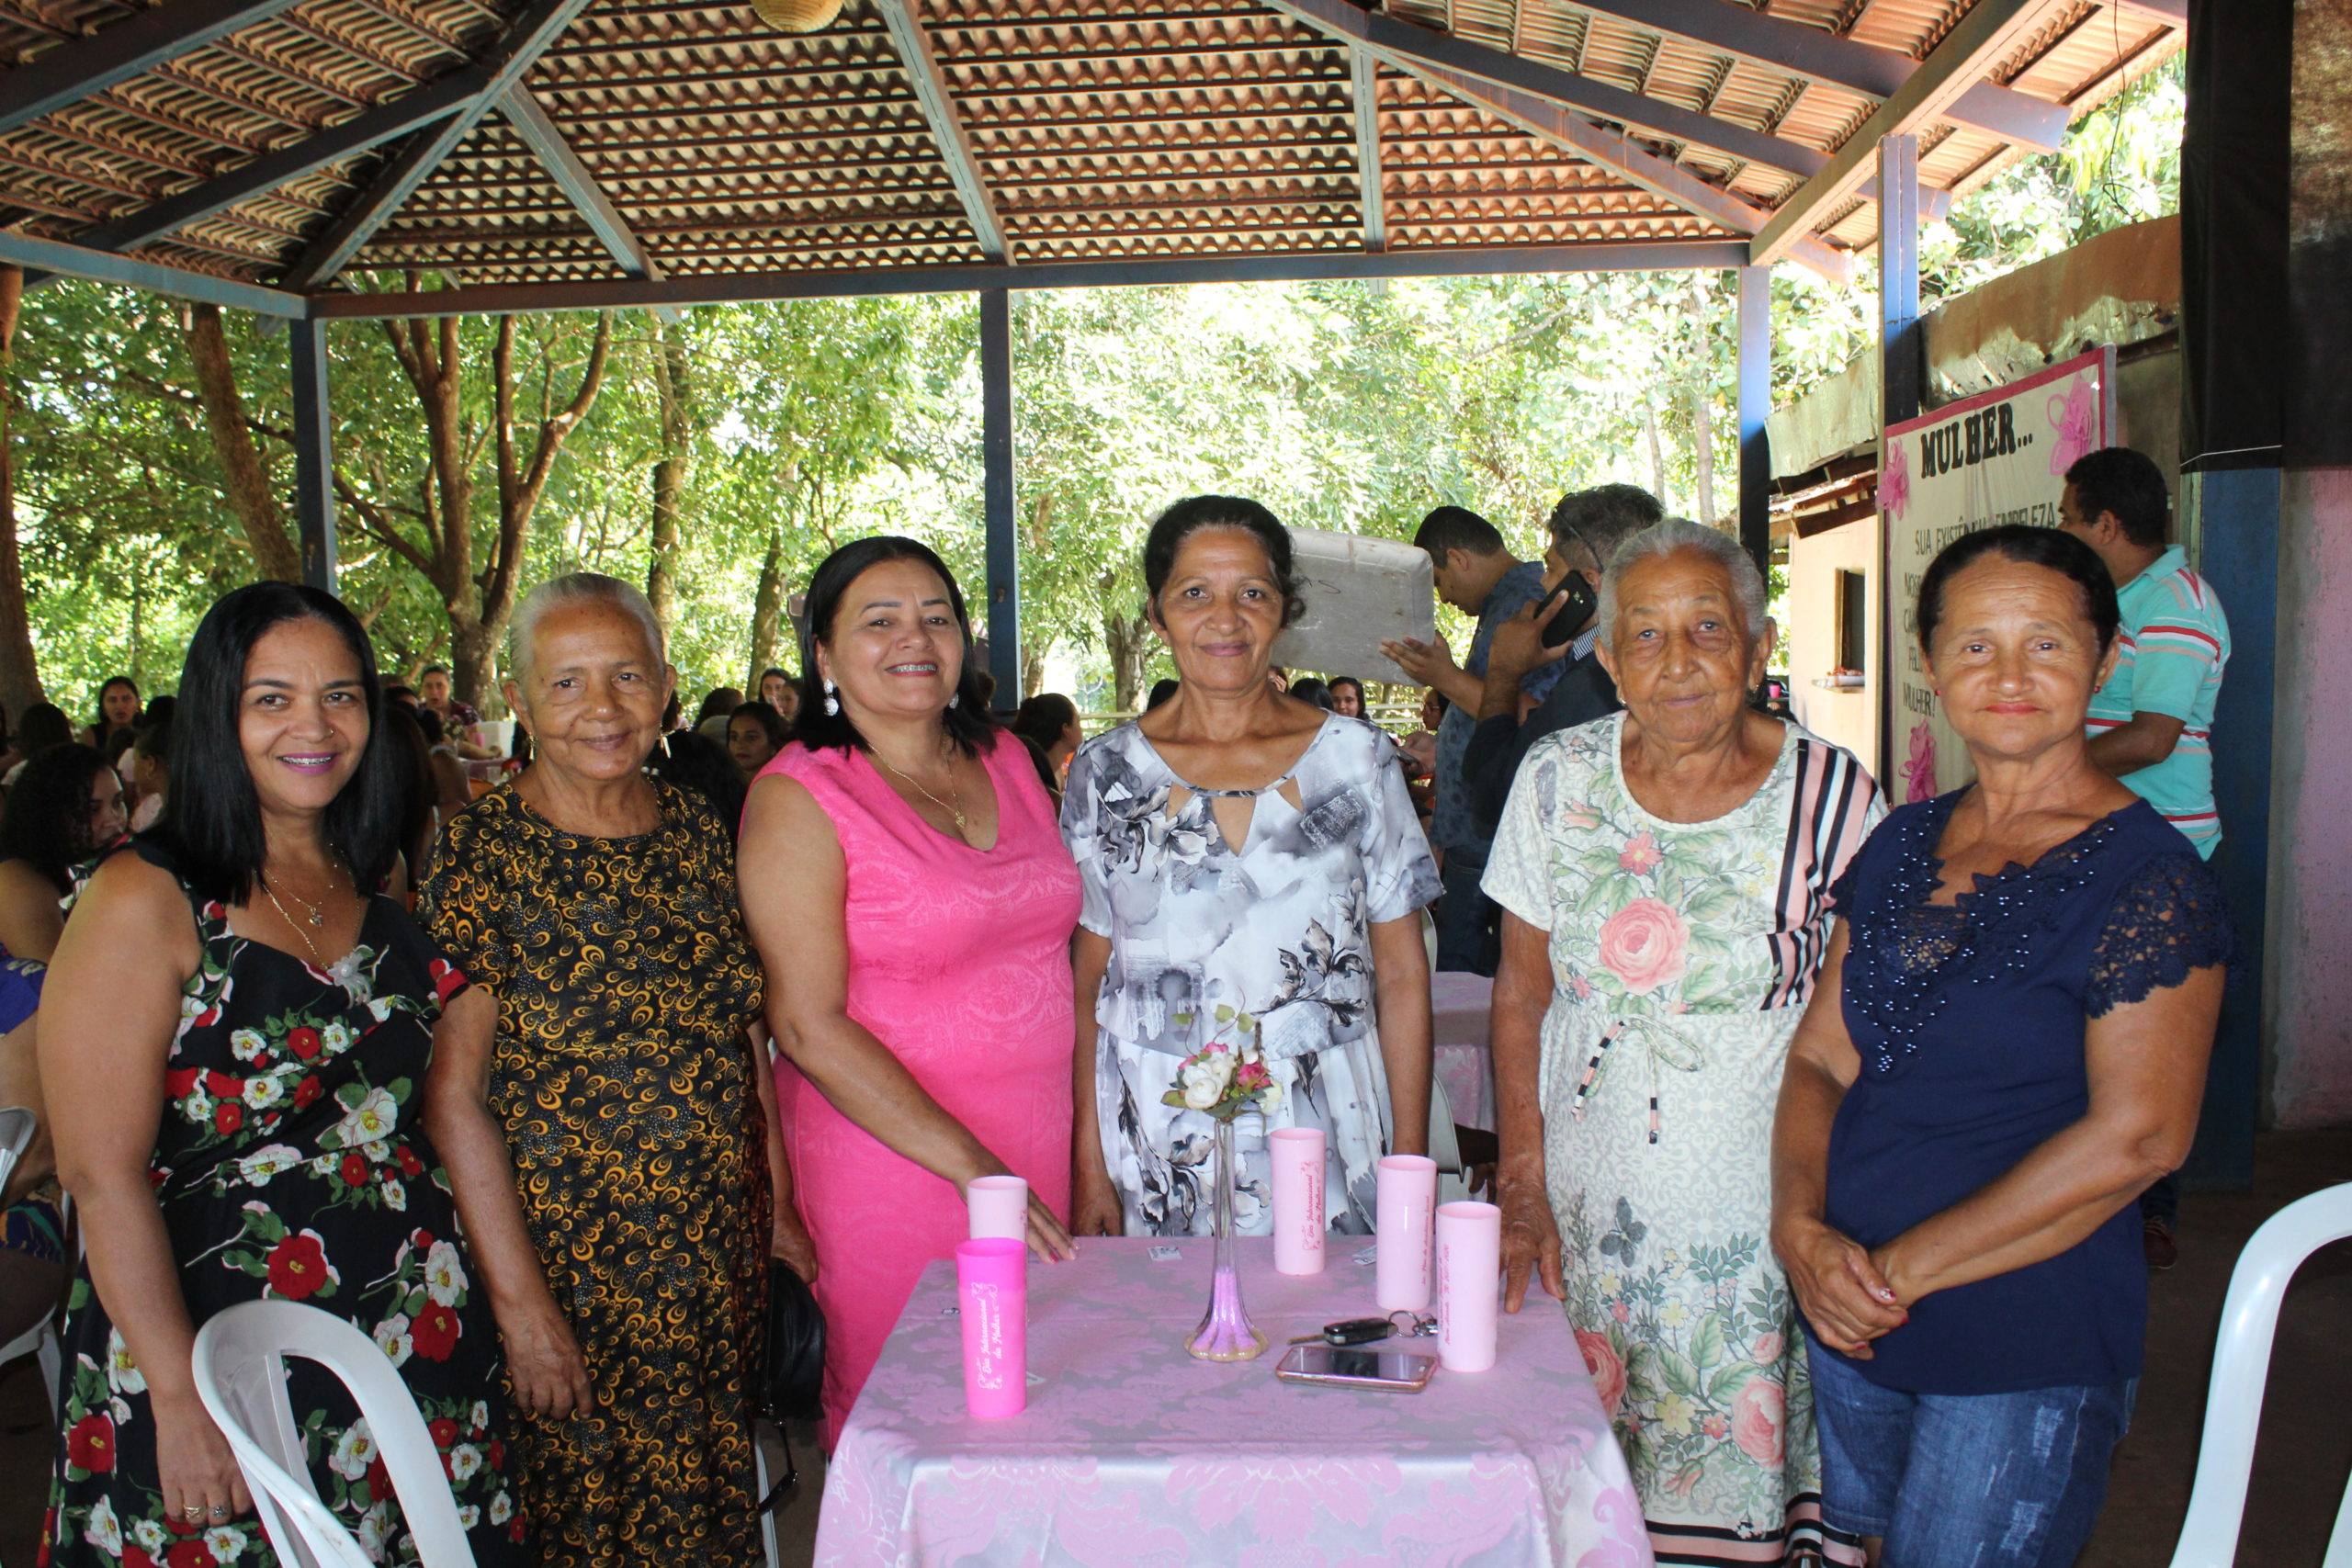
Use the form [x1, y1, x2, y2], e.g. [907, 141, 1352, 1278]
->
[420, 573, 812, 1567]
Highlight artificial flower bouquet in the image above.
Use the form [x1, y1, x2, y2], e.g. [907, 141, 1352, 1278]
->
[1163, 1008, 1283, 1122]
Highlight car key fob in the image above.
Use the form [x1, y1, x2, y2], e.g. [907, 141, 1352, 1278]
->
[1321, 1317, 1396, 1347]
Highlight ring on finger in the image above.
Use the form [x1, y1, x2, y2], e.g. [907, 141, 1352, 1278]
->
[182, 1506, 205, 1521]
[209, 1506, 230, 1518]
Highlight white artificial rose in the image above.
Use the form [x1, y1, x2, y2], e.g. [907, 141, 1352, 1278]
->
[1179, 1054, 1231, 1111]
[1258, 1080, 1285, 1116]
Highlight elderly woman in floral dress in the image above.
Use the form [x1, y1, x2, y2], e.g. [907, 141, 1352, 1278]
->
[1485, 519, 1881, 1564]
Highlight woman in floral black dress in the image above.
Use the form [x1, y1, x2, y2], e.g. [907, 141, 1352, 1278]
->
[39, 583, 525, 1567]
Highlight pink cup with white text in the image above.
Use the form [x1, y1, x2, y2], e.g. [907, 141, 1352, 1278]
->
[967, 1175, 1029, 1243]
[1375, 1155, 1438, 1312]
[1269, 1127, 1327, 1275]
[1435, 1201, 1502, 1371]
[956, 1237, 1027, 1419]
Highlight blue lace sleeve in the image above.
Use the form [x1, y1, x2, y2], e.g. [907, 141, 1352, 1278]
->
[2085, 850, 2235, 1018]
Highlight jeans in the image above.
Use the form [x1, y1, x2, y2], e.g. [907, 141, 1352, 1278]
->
[1808, 1337, 2136, 1566]
[1433, 852, 1498, 976]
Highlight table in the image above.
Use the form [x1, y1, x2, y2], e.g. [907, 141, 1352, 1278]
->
[1431, 970, 1496, 1133]
[815, 1236, 1651, 1568]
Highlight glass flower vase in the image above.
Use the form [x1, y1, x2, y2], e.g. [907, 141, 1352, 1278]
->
[1185, 1116, 1267, 1362]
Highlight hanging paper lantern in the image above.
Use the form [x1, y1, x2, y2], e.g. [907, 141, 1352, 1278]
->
[750, 0, 843, 32]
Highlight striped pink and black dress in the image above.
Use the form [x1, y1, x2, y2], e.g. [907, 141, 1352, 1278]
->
[1482, 712, 1880, 1567]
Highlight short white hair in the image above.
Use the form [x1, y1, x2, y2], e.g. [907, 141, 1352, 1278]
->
[1597, 518, 1770, 647]
[506, 572, 666, 682]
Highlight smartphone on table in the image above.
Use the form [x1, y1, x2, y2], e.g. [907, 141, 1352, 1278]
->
[1273, 1343, 1438, 1393]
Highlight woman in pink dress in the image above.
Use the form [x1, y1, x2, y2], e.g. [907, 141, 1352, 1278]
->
[740, 536, 1080, 1445]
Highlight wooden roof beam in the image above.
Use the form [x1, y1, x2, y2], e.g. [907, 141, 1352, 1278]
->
[308, 238, 1754, 318]
[277, 0, 602, 288]
[497, 86, 660, 279]
[1415, 64, 1850, 282]
[1751, 0, 2046, 266]
[1351, 46, 1385, 252]
[0, 0, 307, 138]
[1565, 0, 2068, 152]
[1261, 0, 1830, 177]
[872, 0, 1005, 264]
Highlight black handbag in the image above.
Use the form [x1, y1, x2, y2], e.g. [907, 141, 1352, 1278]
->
[763, 1261, 827, 1424]
[756, 1261, 827, 1510]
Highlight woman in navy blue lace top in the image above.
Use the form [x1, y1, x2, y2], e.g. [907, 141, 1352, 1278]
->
[1770, 525, 2230, 1564]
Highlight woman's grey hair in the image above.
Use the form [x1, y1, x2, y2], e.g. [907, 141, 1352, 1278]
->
[506, 572, 667, 682]
[1597, 518, 1770, 646]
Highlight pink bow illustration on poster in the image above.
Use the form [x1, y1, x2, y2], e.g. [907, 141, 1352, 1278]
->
[2046, 376, 2099, 477]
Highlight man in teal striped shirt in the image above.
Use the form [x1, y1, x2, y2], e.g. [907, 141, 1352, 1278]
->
[2060, 445, 2231, 1272]
[2061, 446, 2231, 857]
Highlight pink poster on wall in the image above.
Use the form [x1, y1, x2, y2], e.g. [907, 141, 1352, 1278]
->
[1880, 345, 2116, 799]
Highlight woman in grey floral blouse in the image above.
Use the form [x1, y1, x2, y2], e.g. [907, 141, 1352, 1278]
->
[1063, 496, 1440, 1239]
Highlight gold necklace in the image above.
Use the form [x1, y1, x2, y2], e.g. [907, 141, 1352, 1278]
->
[873, 750, 968, 837]
[259, 878, 326, 964]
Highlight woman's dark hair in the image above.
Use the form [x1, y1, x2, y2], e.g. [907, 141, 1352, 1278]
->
[695, 687, 745, 727]
[1917, 524, 2121, 658]
[15, 704, 71, 761]
[1009, 693, 1078, 752]
[0, 744, 116, 892]
[102, 725, 139, 774]
[647, 728, 747, 834]
[1328, 675, 1364, 706]
[132, 718, 170, 768]
[152, 583, 404, 904]
[1146, 678, 1180, 712]
[729, 700, 786, 750]
[141, 694, 176, 731]
[795, 536, 996, 758]
[1141, 496, 1306, 627]
[91, 676, 140, 733]
[761, 666, 791, 687]
[378, 703, 436, 880]
[1288, 677, 1334, 711]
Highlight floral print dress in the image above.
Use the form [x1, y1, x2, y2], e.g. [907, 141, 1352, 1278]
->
[1482, 714, 1879, 1565]
[44, 840, 525, 1568]
[1062, 716, 1440, 1237]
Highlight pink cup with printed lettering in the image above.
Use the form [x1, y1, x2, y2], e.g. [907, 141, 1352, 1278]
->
[1435, 1201, 1502, 1371]
[1375, 1155, 1438, 1312]
[967, 1175, 1028, 1242]
[956, 1237, 1026, 1418]
[1269, 1127, 1326, 1275]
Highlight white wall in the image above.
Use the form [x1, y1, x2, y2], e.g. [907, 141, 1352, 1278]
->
[1784, 514, 1883, 778]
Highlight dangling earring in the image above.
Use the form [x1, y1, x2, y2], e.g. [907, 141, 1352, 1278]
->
[947, 692, 960, 709]
[823, 678, 840, 717]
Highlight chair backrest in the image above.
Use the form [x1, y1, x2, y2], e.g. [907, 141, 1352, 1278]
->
[192, 1300, 479, 1568]
[0, 1105, 36, 1191]
[2167, 1181, 2352, 1568]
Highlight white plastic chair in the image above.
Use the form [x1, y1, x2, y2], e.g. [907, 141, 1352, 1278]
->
[192, 1299, 478, 1568]
[2166, 1181, 2352, 1568]
[0, 1106, 62, 1411]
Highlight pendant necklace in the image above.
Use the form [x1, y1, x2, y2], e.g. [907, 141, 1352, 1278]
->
[259, 878, 326, 964]
[874, 750, 969, 838]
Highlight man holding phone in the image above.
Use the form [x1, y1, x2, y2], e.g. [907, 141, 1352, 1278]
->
[1459, 485, 1662, 843]
[1383, 506, 1563, 975]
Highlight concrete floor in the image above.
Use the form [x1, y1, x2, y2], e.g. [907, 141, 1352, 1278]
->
[0, 1128, 2343, 1566]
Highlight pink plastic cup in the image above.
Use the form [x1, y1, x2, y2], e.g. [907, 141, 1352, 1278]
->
[1375, 1155, 1439, 1312]
[1269, 1128, 1327, 1275]
[956, 1237, 1027, 1418]
[1435, 1201, 1502, 1371]
[967, 1175, 1029, 1242]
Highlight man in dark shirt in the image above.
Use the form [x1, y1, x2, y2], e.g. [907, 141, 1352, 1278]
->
[1460, 484, 1662, 842]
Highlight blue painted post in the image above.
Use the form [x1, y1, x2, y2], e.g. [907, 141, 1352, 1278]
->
[289, 316, 336, 594]
[2184, 468, 2276, 1190]
[1878, 134, 1920, 429]
[1736, 265, 1771, 581]
[979, 288, 1019, 705]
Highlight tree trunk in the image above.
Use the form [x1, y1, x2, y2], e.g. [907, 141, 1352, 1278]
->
[186, 303, 302, 582]
[1690, 384, 1716, 529]
[450, 615, 498, 716]
[1643, 397, 1670, 515]
[0, 376, 44, 718]
[1102, 598, 1151, 714]
[646, 321, 692, 634]
[747, 527, 786, 688]
[1021, 645, 1046, 700]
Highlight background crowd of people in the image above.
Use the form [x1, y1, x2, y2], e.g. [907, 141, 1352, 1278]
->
[0, 449, 2231, 1568]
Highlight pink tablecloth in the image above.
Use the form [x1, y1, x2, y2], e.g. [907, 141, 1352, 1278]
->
[1432, 970, 1496, 1133]
[815, 1236, 1651, 1568]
